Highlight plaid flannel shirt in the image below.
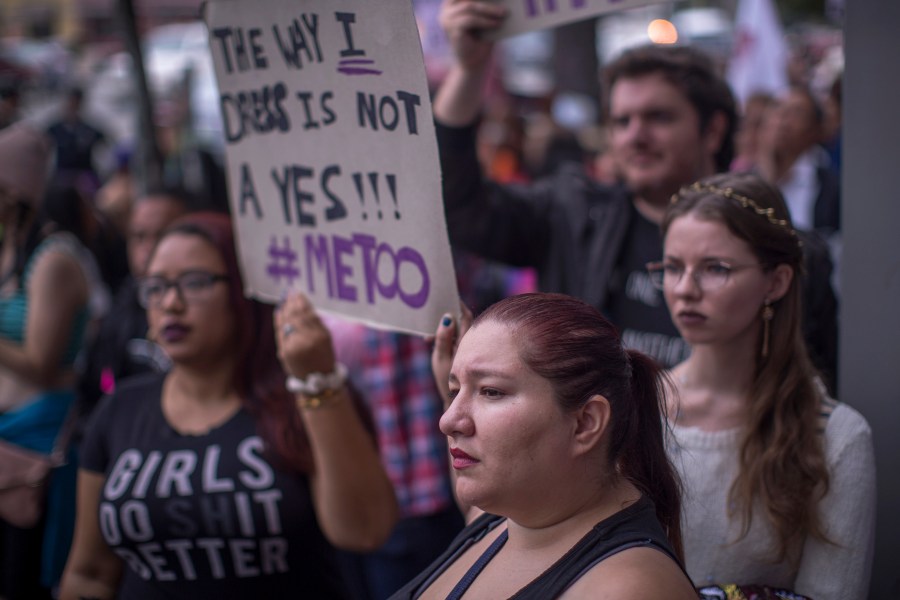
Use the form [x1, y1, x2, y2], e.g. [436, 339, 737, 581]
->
[326, 317, 454, 518]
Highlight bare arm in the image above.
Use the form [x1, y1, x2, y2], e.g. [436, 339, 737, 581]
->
[59, 470, 124, 600]
[0, 246, 87, 388]
[432, 0, 506, 126]
[275, 293, 398, 551]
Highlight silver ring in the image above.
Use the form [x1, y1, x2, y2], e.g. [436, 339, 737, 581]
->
[281, 323, 296, 337]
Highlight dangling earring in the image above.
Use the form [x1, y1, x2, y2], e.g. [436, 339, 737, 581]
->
[761, 300, 774, 359]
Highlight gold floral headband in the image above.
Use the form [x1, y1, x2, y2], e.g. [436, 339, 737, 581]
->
[671, 182, 799, 240]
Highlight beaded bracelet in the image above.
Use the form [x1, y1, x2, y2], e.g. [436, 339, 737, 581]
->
[286, 363, 348, 395]
[296, 387, 343, 410]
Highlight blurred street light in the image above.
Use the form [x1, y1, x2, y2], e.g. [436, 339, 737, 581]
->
[648, 19, 678, 44]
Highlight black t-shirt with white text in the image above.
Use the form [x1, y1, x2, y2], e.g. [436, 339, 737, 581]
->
[604, 204, 690, 367]
[80, 373, 347, 599]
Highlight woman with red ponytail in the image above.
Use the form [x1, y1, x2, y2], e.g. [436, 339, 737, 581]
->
[391, 292, 695, 599]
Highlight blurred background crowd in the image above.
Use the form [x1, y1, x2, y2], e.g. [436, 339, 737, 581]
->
[0, 0, 849, 307]
[0, 0, 846, 193]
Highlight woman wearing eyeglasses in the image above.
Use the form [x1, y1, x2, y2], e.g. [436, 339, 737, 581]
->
[60, 212, 397, 599]
[652, 172, 875, 599]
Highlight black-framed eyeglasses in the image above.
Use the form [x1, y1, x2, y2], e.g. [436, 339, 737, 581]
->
[646, 260, 763, 292]
[137, 271, 229, 309]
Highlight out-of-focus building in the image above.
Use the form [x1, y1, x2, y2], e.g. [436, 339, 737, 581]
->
[0, 0, 76, 39]
[0, 0, 204, 44]
[76, 0, 204, 43]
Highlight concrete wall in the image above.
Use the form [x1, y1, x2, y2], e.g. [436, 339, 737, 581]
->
[842, 1, 900, 598]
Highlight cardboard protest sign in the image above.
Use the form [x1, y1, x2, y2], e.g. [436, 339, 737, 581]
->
[489, 0, 668, 39]
[204, 0, 459, 336]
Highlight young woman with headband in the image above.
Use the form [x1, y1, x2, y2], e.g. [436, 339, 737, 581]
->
[655, 172, 875, 599]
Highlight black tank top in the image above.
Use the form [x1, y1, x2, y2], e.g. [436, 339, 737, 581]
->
[389, 495, 685, 599]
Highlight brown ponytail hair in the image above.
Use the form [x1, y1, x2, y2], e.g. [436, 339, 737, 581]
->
[474, 293, 684, 559]
[662, 172, 830, 563]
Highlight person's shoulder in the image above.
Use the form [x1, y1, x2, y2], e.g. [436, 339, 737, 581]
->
[562, 546, 697, 599]
[545, 164, 629, 208]
[28, 239, 83, 276]
[551, 162, 623, 195]
[96, 372, 165, 417]
[587, 178, 630, 206]
[828, 401, 873, 442]
[25, 233, 89, 287]
[817, 397, 875, 470]
[85, 373, 165, 440]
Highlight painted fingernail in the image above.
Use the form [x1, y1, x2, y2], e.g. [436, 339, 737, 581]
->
[441, 315, 452, 327]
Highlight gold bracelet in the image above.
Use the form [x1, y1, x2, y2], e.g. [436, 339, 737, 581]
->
[296, 387, 343, 410]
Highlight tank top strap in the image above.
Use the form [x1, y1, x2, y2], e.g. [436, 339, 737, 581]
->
[445, 528, 509, 600]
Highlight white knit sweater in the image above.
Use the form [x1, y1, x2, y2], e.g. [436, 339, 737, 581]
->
[669, 402, 876, 600]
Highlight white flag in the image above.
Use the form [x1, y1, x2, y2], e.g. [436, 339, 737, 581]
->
[727, 0, 789, 107]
